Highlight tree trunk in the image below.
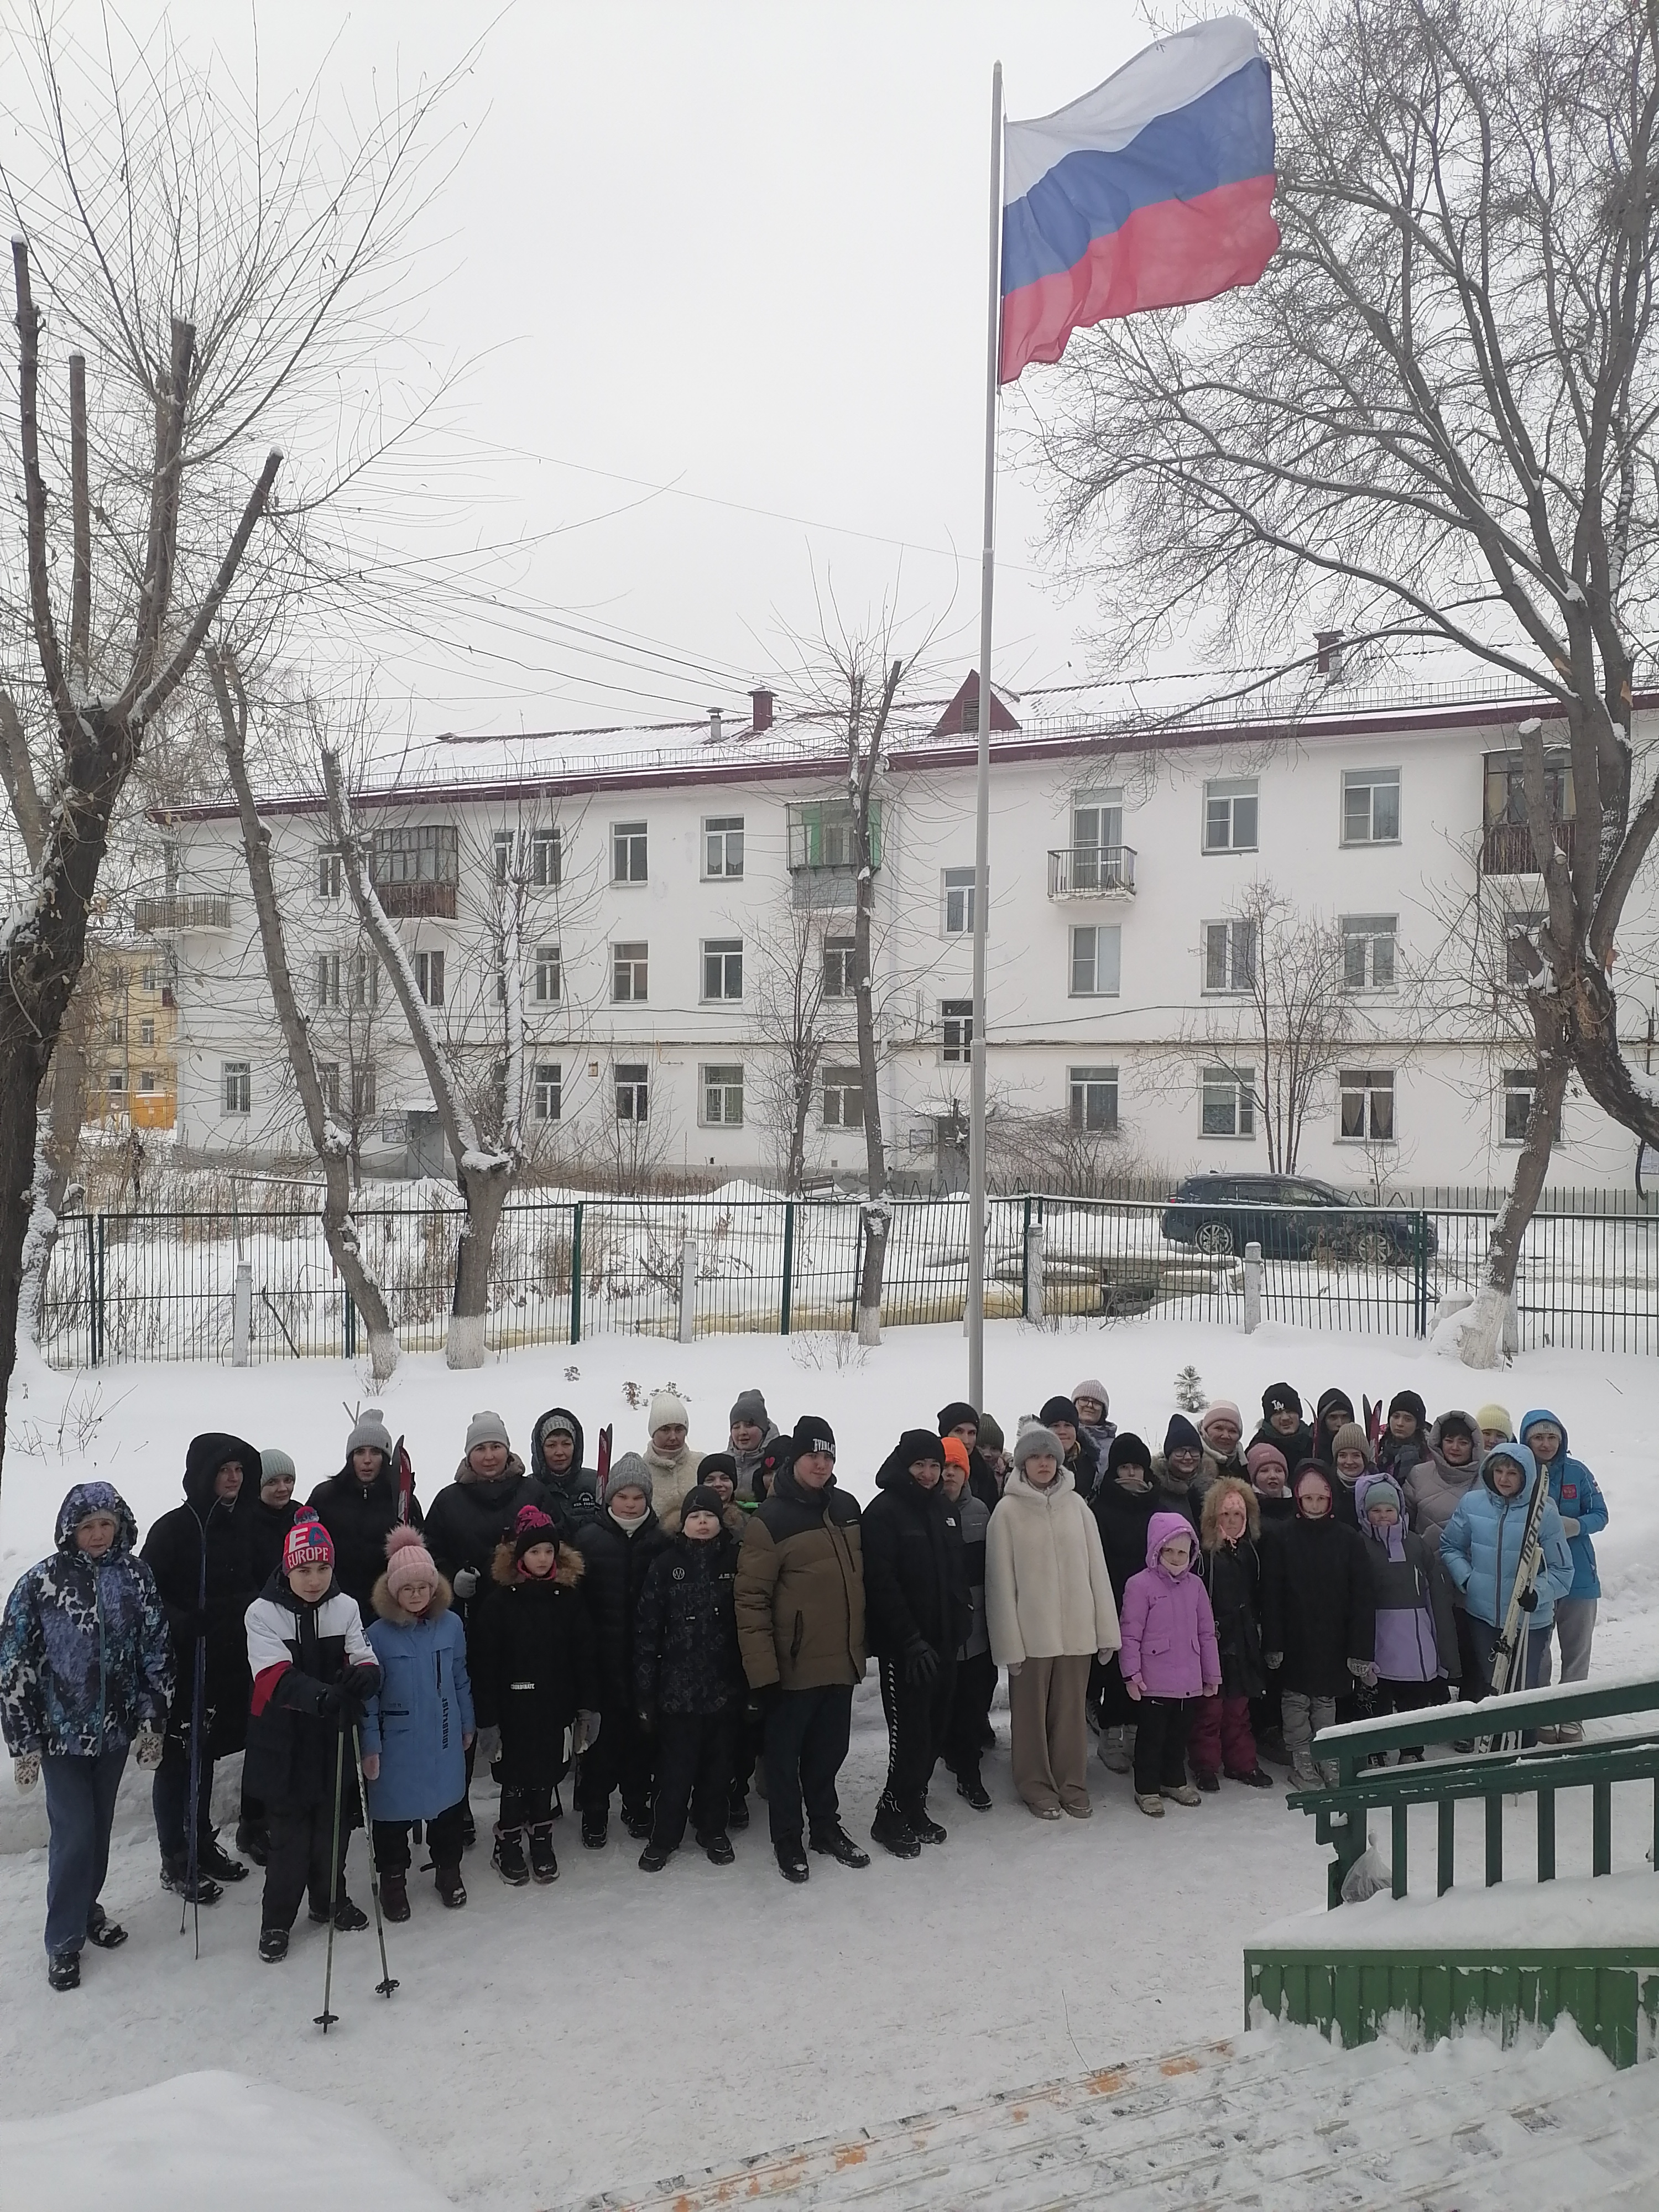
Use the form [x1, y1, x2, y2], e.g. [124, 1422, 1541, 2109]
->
[448, 1166, 511, 1364]
[787, 1068, 810, 1198]
[853, 868, 886, 1344]
[1457, 1051, 1568, 1369]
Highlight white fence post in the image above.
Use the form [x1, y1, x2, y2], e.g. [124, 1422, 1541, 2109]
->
[1024, 1222, 1045, 1323]
[678, 1234, 698, 1344]
[1242, 1240, 1262, 1334]
[232, 1261, 253, 1366]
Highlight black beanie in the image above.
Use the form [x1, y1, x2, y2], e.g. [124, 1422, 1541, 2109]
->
[680, 1485, 724, 1525]
[1163, 1414, 1203, 1458]
[1106, 1431, 1151, 1478]
[1039, 1394, 1079, 1429]
[937, 1400, 978, 1436]
[791, 1414, 836, 1459]
[1262, 1381, 1302, 1417]
[1389, 1389, 1427, 1427]
[895, 1428, 946, 1473]
[697, 1452, 738, 1484]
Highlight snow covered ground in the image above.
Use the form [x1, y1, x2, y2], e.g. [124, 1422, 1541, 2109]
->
[1, 1313, 1657, 2209]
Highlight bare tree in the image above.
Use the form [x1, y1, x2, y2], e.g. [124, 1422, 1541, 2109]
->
[746, 900, 836, 1193]
[1034, 0, 1659, 1362]
[213, 654, 400, 1380]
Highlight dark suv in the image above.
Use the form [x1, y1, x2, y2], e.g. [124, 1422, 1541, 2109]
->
[1160, 1173, 1434, 1263]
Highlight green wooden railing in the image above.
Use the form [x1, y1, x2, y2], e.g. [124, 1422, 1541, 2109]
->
[1290, 1674, 1659, 1910]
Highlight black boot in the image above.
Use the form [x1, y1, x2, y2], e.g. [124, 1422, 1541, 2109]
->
[774, 1834, 810, 1883]
[160, 1854, 222, 1906]
[700, 1830, 735, 1865]
[638, 1841, 672, 1872]
[813, 1820, 873, 1867]
[436, 1864, 468, 1908]
[528, 1824, 559, 1884]
[581, 1806, 608, 1850]
[493, 1825, 530, 1886]
[870, 1793, 921, 1859]
[85, 1906, 128, 1949]
[902, 1796, 946, 1845]
[46, 1948, 80, 1991]
[380, 1871, 411, 1922]
[257, 1926, 288, 1963]
[197, 1830, 250, 1883]
[956, 1770, 993, 1811]
[727, 1794, 750, 1831]
[234, 1821, 269, 1866]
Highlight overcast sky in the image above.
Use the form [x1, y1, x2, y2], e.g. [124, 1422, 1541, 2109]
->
[81, 1, 1157, 738]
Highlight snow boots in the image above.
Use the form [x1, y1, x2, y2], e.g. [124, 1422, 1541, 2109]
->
[811, 1822, 871, 1869]
[234, 1820, 269, 1866]
[956, 1770, 993, 1811]
[1098, 1725, 1133, 1773]
[85, 1906, 126, 1950]
[638, 1842, 671, 1872]
[46, 1948, 79, 1990]
[901, 1794, 946, 1845]
[160, 1853, 221, 1906]
[197, 1832, 249, 1884]
[1162, 1782, 1202, 1808]
[258, 1927, 289, 1962]
[493, 1824, 530, 1886]
[528, 1824, 559, 1884]
[1134, 1792, 1165, 1817]
[775, 1834, 810, 1883]
[581, 1807, 608, 1850]
[700, 1830, 735, 1865]
[380, 1871, 411, 1922]
[436, 1865, 467, 1908]
[869, 1794, 921, 1859]
[309, 1895, 368, 1931]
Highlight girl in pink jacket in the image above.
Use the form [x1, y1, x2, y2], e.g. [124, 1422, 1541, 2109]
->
[1118, 1512, 1220, 1818]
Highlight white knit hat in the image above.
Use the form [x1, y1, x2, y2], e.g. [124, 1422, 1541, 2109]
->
[648, 1389, 688, 1433]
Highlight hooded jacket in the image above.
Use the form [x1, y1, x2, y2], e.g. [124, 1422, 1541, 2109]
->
[243, 1569, 380, 1814]
[1403, 1413, 1483, 1554]
[1197, 1480, 1266, 1700]
[1118, 1512, 1220, 1700]
[472, 1541, 599, 1788]
[422, 1451, 551, 1646]
[1313, 1389, 1357, 1465]
[530, 1407, 602, 1533]
[1353, 1473, 1460, 1684]
[1519, 1408, 1606, 1601]
[734, 1462, 866, 1692]
[1377, 1391, 1430, 1480]
[247, 1493, 306, 1590]
[1090, 1471, 1169, 1606]
[1441, 1443, 1575, 1630]
[862, 1437, 970, 1664]
[362, 1577, 474, 1823]
[140, 1432, 263, 1755]
[633, 1528, 747, 1715]
[1259, 1490, 1376, 1698]
[0, 1483, 174, 1759]
[571, 1505, 672, 1704]
[1251, 1415, 1316, 1470]
[984, 1463, 1120, 1667]
[729, 1420, 782, 1505]
[307, 1451, 421, 1616]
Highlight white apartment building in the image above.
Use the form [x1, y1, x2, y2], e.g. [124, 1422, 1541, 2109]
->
[149, 660, 1659, 1192]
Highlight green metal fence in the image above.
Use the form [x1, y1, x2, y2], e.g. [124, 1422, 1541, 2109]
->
[34, 1188, 1659, 1367]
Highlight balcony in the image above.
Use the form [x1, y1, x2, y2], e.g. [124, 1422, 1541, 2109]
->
[1481, 818, 1575, 875]
[133, 894, 232, 933]
[374, 879, 457, 920]
[1047, 846, 1136, 899]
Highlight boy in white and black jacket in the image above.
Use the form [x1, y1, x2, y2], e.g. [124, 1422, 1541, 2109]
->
[243, 1511, 380, 1962]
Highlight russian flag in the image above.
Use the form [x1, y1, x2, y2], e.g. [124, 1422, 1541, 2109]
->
[1000, 17, 1279, 383]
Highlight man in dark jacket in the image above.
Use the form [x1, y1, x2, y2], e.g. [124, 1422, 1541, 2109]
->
[530, 1406, 602, 1533]
[306, 1408, 421, 1619]
[633, 1484, 746, 1869]
[141, 1432, 263, 1900]
[734, 1413, 870, 1883]
[936, 1401, 1002, 1514]
[1260, 1462, 1376, 1790]
[862, 1430, 969, 1856]
[570, 1454, 670, 1847]
[1252, 1383, 1315, 1470]
[1088, 1432, 1166, 1770]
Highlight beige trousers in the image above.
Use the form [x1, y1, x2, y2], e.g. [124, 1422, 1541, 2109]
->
[1008, 1653, 1092, 1815]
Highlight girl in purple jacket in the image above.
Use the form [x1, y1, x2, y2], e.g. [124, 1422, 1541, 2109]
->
[1118, 1512, 1220, 1818]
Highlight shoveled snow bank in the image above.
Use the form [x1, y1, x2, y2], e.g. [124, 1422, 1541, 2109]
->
[1256, 1868, 1659, 1952]
[0, 2072, 448, 2212]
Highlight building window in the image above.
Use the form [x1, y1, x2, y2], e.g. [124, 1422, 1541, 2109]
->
[492, 830, 515, 883]
[1342, 914, 1397, 991]
[140, 963, 158, 993]
[318, 1060, 341, 1113]
[942, 867, 977, 935]
[373, 824, 457, 885]
[1339, 1068, 1396, 1141]
[613, 941, 649, 1002]
[530, 828, 562, 888]
[1203, 919, 1257, 994]
[1201, 1065, 1255, 1138]
[612, 821, 648, 884]
[787, 799, 880, 870]
[1503, 1066, 1562, 1143]
[534, 944, 561, 1004]
[701, 1062, 744, 1125]
[615, 1061, 649, 1121]
[138, 1068, 157, 1095]
[1342, 769, 1401, 846]
[1070, 924, 1121, 997]
[139, 1018, 155, 1047]
[1203, 778, 1258, 853]
[534, 1062, 562, 1122]
[701, 939, 744, 1001]
[353, 1065, 377, 1119]
[823, 935, 857, 998]
[822, 1065, 864, 1129]
[351, 951, 379, 1008]
[317, 953, 342, 1009]
[703, 816, 744, 879]
[941, 999, 973, 1062]
[1483, 750, 1575, 874]
[107, 1015, 126, 1045]
[1073, 790, 1124, 851]
[1069, 1066, 1119, 1132]
[317, 848, 342, 902]
[414, 950, 444, 1007]
[106, 1069, 126, 1097]
[222, 1061, 251, 1116]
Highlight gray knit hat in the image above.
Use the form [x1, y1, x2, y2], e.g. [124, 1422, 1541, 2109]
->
[347, 1408, 394, 1459]
[259, 1448, 297, 1492]
[729, 1388, 769, 1429]
[605, 1451, 654, 1505]
[1012, 1424, 1067, 1472]
[465, 1410, 511, 1455]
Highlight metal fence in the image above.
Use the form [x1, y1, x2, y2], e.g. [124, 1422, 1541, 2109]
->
[36, 1191, 1659, 1368]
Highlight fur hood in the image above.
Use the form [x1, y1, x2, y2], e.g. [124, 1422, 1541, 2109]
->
[370, 1573, 456, 1626]
[451, 1448, 528, 1490]
[1199, 1476, 1260, 1548]
[490, 1538, 586, 1590]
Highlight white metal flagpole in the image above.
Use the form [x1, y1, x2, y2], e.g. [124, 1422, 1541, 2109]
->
[967, 61, 1003, 1414]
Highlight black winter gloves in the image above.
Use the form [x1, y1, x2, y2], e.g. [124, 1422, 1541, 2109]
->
[904, 1637, 941, 1685]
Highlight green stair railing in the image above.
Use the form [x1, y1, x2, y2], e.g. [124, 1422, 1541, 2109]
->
[1290, 1674, 1659, 1909]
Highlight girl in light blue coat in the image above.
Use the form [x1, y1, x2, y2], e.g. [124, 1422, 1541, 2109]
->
[361, 1526, 474, 1918]
[1517, 1408, 1608, 1729]
[1441, 1442, 1573, 1697]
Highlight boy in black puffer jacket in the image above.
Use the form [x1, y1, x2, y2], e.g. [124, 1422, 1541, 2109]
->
[571, 1455, 670, 1848]
[472, 1505, 600, 1886]
[633, 1485, 745, 1871]
[861, 1430, 969, 1859]
[1089, 1432, 1164, 1772]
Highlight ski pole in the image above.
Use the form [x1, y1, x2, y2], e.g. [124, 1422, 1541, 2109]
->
[315, 1724, 346, 2032]
[351, 1721, 399, 2001]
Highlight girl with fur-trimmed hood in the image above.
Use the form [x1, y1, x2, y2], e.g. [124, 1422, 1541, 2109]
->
[472, 1505, 600, 1887]
[1190, 1478, 1270, 1789]
[361, 1526, 474, 1918]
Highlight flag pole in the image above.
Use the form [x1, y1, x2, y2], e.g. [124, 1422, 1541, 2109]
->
[968, 60, 1003, 1415]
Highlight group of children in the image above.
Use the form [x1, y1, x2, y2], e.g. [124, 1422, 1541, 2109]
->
[0, 1374, 1608, 1984]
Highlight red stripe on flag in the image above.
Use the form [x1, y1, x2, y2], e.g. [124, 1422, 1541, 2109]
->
[1000, 173, 1279, 382]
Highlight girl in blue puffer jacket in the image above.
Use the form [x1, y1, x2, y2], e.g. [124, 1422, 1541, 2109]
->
[1517, 1408, 1608, 1734]
[361, 1526, 474, 1918]
[1441, 1442, 1573, 1696]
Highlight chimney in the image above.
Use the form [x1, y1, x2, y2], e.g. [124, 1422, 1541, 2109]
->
[708, 706, 723, 744]
[750, 685, 774, 734]
[1314, 629, 1345, 681]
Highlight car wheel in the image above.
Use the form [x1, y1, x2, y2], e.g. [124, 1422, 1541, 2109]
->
[1350, 1229, 1398, 1265]
[1193, 1219, 1235, 1258]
